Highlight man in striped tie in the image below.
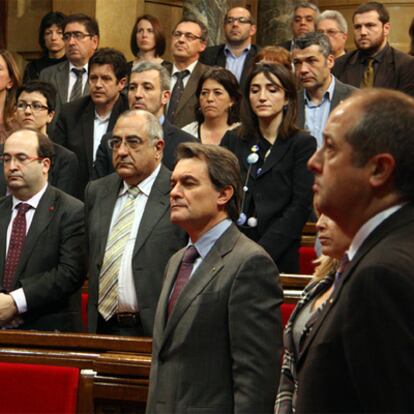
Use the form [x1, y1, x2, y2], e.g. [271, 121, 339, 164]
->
[85, 109, 187, 336]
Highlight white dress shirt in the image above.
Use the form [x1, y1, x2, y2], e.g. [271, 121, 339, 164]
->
[93, 111, 111, 162]
[67, 62, 88, 101]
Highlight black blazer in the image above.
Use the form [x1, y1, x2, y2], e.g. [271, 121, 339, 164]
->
[0, 185, 86, 331]
[85, 166, 187, 335]
[333, 44, 414, 97]
[53, 93, 129, 197]
[0, 143, 80, 198]
[221, 129, 316, 273]
[296, 203, 414, 413]
[92, 119, 196, 179]
[199, 44, 259, 89]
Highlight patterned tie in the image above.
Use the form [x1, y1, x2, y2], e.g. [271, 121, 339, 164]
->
[361, 57, 375, 88]
[3, 203, 31, 292]
[69, 67, 86, 102]
[98, 186, 140, 321]
[168, 245, 199, 317]
[166, 70, 190, 122]
[333, 253, 350, 291]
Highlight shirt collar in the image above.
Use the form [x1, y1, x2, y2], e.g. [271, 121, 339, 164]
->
[347, 203, 405, 260]
[94, 110, 111, 122]
[191, 219, 232, 259]
[69, 62, 88, 72]
[159, 115, 165, 125]
[12, 183, 48, 211]
[171, 60, 198, 77]
[224, 43, 251, 57]
[119, 163, 161, 198]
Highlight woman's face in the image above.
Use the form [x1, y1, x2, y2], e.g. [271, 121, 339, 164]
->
[136, 19, 156, 53]
[249, 72, 287, 121]
[44, 24, 65, 54]
[0, 55, 13, 94]
[199, 78, 233, 122]
[316, 214, 351, 260]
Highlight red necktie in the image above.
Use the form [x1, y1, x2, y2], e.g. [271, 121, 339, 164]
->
[168, 245, 199, 317]
[3, 203, 31, 292]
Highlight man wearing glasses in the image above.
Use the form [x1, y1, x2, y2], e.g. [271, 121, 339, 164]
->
[167, 18, 208, 128]
[0, 129, 85, 331]
[316, 10, 348, 59]
[85, 110, 187, 336]
[40, 13, 99, 120]
[0, 81, 79, 197]
[200, 7, 258, 88]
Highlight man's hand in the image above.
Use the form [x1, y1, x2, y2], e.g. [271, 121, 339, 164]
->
[0, 293, 18, 326]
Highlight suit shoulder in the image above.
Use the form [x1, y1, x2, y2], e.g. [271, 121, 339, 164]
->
[291, 130, 317, 148]
[60, 95, 93, 115]
[39, 60, 67, 77]
[50, 186, 84, 209]
[335, 78, 358, 95]
[391, 47, 414, 66]
[166, 122, 197, 143]
[199, 45, 223, 64]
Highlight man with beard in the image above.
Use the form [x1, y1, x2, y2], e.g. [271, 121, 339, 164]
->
[200, 6, 258, 88]
[333, 2, 414, 96]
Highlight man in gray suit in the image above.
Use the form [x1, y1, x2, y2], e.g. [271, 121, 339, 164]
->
[146, 143, 283, 414]
[40, 13, 99, 119]
[0, 129, 85, 331]
[85, 110, 187, 336]
[167, 18, 208, 128]
[293, 32, 356, 147]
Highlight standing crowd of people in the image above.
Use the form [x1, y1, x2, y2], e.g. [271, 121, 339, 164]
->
[1, 1, 414, 413]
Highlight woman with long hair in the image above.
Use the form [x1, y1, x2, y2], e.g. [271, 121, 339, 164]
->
[221, 63, 316, 273]
[0, 49, 21, 143]
[182, 67, 241, 144]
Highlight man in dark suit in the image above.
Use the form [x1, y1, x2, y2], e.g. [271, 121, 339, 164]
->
[279, 2, 320, 51]
[53, 48, 129, 197]
[39, 14, 99, 120]
[200, 6, 258, 89]
[293, 32, 356, 147]
[85, 110, 187, 336]
[333, 2, 414, 97]
[0, 80, 79, 198]
[300, 89, 414, 412]
[0, 129, 85, 331]
[147, 143, 283, 414]
[94, 61, 195, 178]
[167, 18, 208, 128]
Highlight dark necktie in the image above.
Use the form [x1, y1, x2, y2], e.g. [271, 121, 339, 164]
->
[166, 70, 190, 122]
[70, 68, 86, 101]
[333, 253, 350, 291]
[361, 58, 375, 88]
[168, 245, 199, 317]
[3, 203, 31, 292]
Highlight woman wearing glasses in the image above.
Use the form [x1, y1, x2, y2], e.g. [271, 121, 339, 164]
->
[23, 12, 67, 83]
[0, 50, 21, 144]
[129, 15, 171, 73]
[221, 64, 316, 273]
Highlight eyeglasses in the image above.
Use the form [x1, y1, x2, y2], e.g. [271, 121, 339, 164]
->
[16, 102, 49, 113]
[108, 137, 145, 150]
[317, 29, 343, 37]
[224, 17, 252, 25]
[172, 30, 202, 42]
[0, 154, 44, 165]
[63, 31, 93, 41]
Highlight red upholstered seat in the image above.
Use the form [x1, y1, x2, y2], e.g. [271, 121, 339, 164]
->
[299, 246, 316, 275]
[81, 292, 88, 331]
[0, 362, 79, 413]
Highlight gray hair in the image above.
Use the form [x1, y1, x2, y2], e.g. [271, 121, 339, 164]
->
[131, 61, 171, 91]
[292, 2, 320, 20]
[118, 109, 164, 142]
[317, 10, 348, 34]
[293, 31, 332, 57]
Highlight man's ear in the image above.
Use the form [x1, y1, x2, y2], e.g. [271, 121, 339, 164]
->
[217, 185, 234, 208]
[368, 153, 395, 189]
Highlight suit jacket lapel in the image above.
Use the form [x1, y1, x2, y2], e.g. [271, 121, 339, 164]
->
[0, 197, 12, 288]
[374, 46, 394, 88]
[216, 46, 227, 67]
[57, 61, 70, 104]
[81, 100, 95, 173]
[296, 91, 305, 128]
[259, 136, 292, 176]
[175, 62, 203, 115]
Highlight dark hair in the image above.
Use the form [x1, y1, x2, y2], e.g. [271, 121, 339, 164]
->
[38, 11, 66, 52]
[64, 13, 100, 37]
[174, 18, 208, 42]
[253, 46, 292, 71]
[130, 14, 166, 58]
[353, 2, 389, 24]
[89, 48, 128, 81]
[241, 63, 299, 142]
[176, 142, 242, 222]
[16, 80, 57, 112]
[409, 18, 414, 56]
[0, 49, 21, 131]
[195, 67, 241, 125]
[293, 31, 332, 57]
[345, 89, 414, 202]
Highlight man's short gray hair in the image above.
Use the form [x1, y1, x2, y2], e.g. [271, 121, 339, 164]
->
[292, 2, 320, 20]
[317, 10, 348, 34]
[293, 31, 332, 57]
[131, 61, 171, 91]
[118, 109, 164, 142]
